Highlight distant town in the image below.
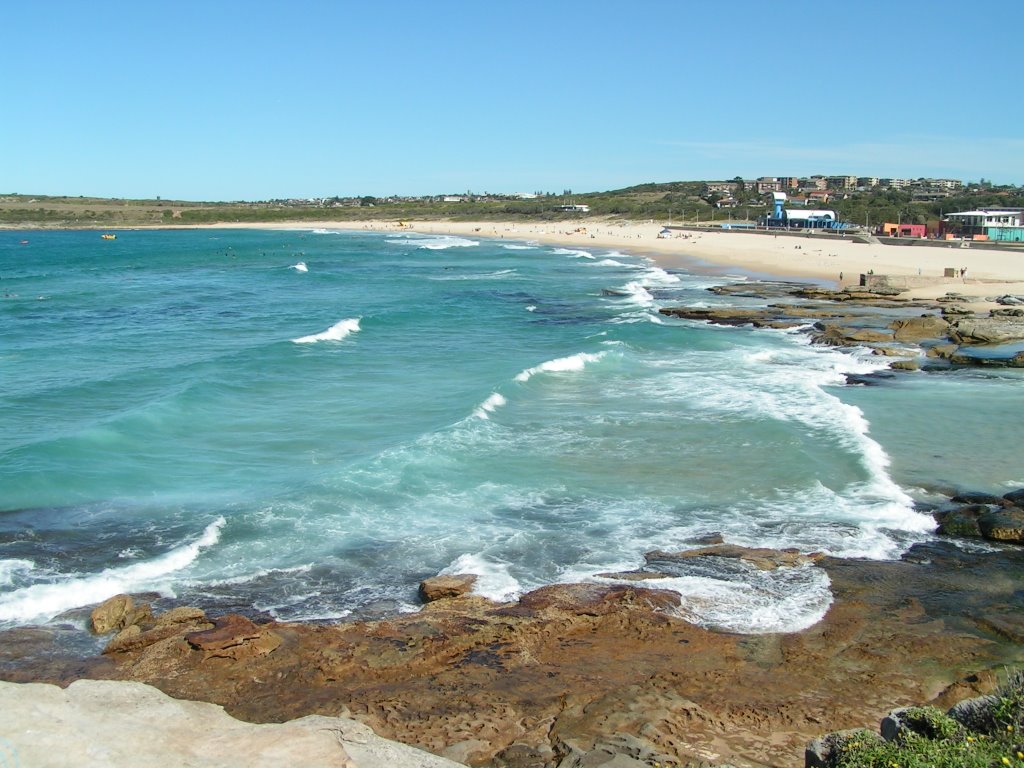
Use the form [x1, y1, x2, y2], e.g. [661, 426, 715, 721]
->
[2, 175, 1022, 241]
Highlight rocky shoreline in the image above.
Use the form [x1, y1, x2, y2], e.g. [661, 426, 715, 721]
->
[658, 281, 1024, 370]
[2, 532, 1024, 768]
[3, 279, 1024, 768]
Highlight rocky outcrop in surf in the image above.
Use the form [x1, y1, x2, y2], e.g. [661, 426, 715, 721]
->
[659, 282, 1024, 369]
[933, 488, 1024, 545]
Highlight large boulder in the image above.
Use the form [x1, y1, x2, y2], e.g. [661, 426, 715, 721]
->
[90, 594, 151, 635]
[419, 574, 478, 603]
[889, 315, 950, 342]
[1004, 489, 1024, 506]
[934, 505, 992, 539]
[977, 508, 1024, 543]
[950, 316, 1024, 344]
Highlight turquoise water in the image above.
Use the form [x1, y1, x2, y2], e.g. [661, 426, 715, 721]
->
[1, 228, 1019, 634]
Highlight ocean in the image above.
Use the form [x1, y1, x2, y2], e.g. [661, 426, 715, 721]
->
[1, 228, 1021, 638]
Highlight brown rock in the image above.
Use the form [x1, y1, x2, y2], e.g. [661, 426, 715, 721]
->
[890, 359, 920, 371]
[951, 316, 1024, 344]
[812, 323, 892, 346]
[646, 544, 823, 571]
[927, 344, 959, 359]
[513, 583, 681, 615]
[888, 315, 950, 342]
[977, 508, 1024, 543]
[185, 614, 281, 660]
[419, 574, 478, 603]
[91, 595, 134, 635]
[103, 625, 142, 654]
[594, 570, 672, 582]
[155, 607, 207, 627]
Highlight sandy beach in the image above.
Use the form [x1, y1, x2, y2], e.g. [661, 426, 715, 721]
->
[219, 219, 1024, 309]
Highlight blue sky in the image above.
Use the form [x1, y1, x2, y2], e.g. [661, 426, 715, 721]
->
[3, 0, 1021, 200]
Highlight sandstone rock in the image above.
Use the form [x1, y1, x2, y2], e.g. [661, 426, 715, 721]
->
[994, 294, 1024, 306]
[949, 350, 1024, 368]
[940, 305, 973, 317]
[889, 359, 920, 371]
[105, 621, 211, 655]
[811, 322, 892, 346]
[977, 508, 1024, 543]
[90, 594, 134, 634]
[951, 316, 1024, 344]
[927, 343, 959, 359]
[0, 679, 466, 768]
[871, 345, 914, 357]
[419, 574, 478, 603]
[991, 307, 1024, 317]
[186, 614, 282, 660]
[594, 570, 672, 582]
[888, 315, 950, 342]
[646, 544, 823, 571]
[156, 606, 208, 627]
[104, 624, 142, 653]
[512, 583, 681, 615]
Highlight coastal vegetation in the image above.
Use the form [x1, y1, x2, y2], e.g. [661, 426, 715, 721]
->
[818, 670, 1024, 768]
[3, 180, 1022, 229]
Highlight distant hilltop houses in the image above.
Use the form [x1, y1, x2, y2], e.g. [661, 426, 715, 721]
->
[702, 175, 965, 208]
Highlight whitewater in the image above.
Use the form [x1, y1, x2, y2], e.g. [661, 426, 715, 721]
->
[1, 228, 1020, 636]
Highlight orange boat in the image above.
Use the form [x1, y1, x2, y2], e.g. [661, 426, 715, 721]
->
[101, 233, 117, 240]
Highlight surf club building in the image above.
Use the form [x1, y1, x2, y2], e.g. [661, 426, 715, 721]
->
[942, 209, 1024, 242]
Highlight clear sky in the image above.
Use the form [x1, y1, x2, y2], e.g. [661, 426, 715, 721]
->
[3, 0, 1022, 200]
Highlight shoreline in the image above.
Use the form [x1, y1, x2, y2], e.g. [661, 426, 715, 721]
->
[11, 219, 1024, 308]
[121, 218, 1024, 310]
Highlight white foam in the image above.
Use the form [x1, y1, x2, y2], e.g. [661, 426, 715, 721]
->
[442, 553, 522, 602]
[0, 559, 34, 588]
[291, 261, 308, 273]
[0, 517, 226, 626]
[473, 392, 507, 420]
[311, 228, 339, 235]
[501, 244, 537, 251]
[618, 281, 655, 306]
[552, 248, 594, 259]
[387, 235, 479, 250]
[656, 564, 833, 634]
[514, 351, 607, 383]
[526, 305, 537, 312]
[292, 317, 361, 344]
[429, 269, 517, 281]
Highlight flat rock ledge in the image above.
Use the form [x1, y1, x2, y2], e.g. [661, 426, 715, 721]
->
[0, 678, 466, 768]
[658, 282, 1024, 370]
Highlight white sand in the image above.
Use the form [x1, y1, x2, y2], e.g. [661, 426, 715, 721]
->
[211, 219, 1024, 309]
